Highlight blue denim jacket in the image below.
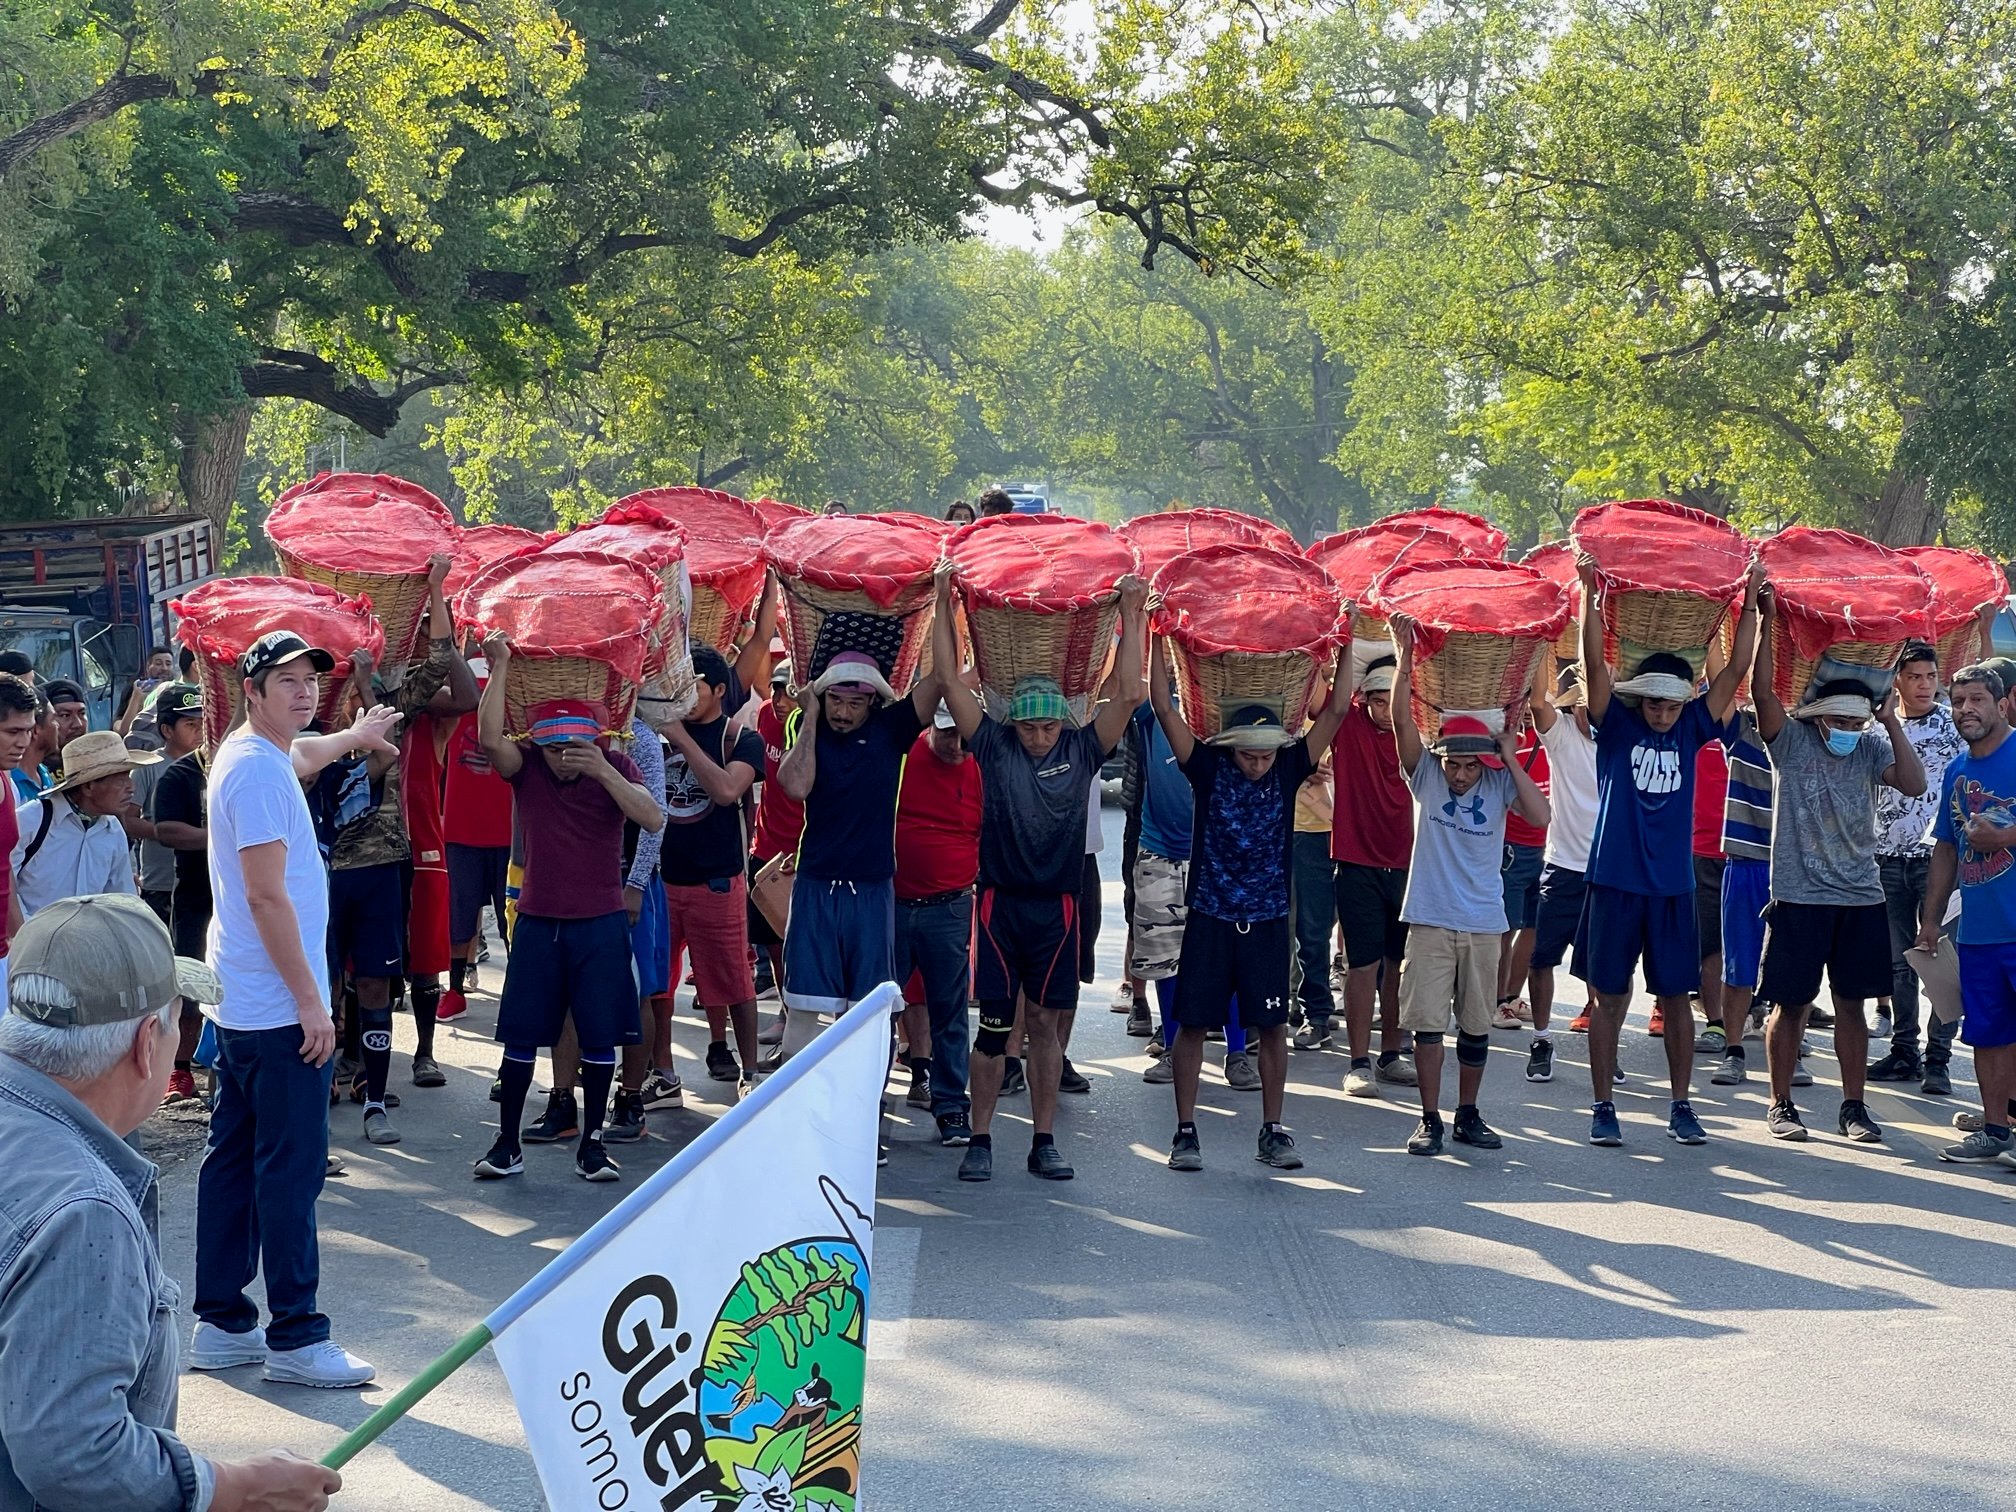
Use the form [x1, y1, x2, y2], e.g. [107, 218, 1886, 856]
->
[0, 1053, 213, 1511]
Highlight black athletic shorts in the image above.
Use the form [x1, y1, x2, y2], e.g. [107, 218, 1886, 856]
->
[1694, 854, 1727, 962]
[1757, 900, 1892, 1008]
[327, 860, 408, 983]
[171, 893, 212, 961]
[1175, 911, 1293, 1030]
[1335, 862, 1408, 969]
[1078, 853, 1102, 984]
[495, 910, 642, 1049]
[447, 842, 510, 945]
[1531, 864, 1585, 971]
[976, 887, 1081, 1014]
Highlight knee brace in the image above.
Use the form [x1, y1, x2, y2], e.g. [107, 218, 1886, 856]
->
[1413, 1031, 1444, 1049]
[360, 1005, 393, 1055]
[502, 1045, 538, 1066]
[579, 1048, 617, 1068]
[1456, 1030, 1490, 1068]
[974, 1001, 1013, 1057]
[974, 1027, 1011, 1058]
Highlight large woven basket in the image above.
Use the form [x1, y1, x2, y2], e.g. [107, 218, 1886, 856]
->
[266, 472, 456, 677]
[1573, 499, 1751, 682]
[1307, 520, 1476, 645]
[617, 486, 768, 653]
[500, 654, 640, 739]
[1759, 528, 1933, 708]
[1903, 545, 2006, 674]
[1520, 541, 1583, 659]
[1119, 507, 1299, 580]
[946, 514, 1140, 724]
[1154, 543, 1347, 740]
[766, 512, 945, 695]
[1370, 558, 1572, 737]
[543, 501, 698, 726]
[172, 575, 384, 754]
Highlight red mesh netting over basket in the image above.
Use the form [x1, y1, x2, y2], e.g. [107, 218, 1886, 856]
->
[616, 487, 768, 651]
[1306, 521, 1476, 607]
[266, 472, 458, 575]
[765, 512, 946, 608]
[543, 502, 697, 689]
[750, 496, 813, 530]
[1572, 499, 1750, 597]
[946, 513, 1139, 610]
[1378, 506, 1507, 561]
[1370, 558, 1571, 728]
[1118, 508, 1298, 578]
[1521, 540, 1577, 592]
[1154, 544, 1346, 657]
[172, 576, 385, 752]
[445, 524, 543, 602]
[1902, 545, 2006, 648]
[1758, 528, 1933, 664]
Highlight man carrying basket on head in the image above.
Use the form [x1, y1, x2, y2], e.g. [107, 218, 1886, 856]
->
[1575, 558, 1761, 1149]
[932, 563, 1150, 1184]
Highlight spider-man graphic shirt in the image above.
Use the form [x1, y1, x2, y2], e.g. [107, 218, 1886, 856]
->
[1934, 730, 2016, 944]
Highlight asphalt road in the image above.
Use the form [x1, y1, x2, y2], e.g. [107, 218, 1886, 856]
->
[160, 811, 2016, 1510]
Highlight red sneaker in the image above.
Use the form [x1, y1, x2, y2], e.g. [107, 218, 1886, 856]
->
[436, 989, 470, 1023]
[1568, 1011, 1592, 1034]
[163, 1068, 198, 1104]
[1648, 1006, 1666, 1036]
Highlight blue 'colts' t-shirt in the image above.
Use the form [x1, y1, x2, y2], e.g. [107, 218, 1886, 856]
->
[1588, 698, 1726, 897]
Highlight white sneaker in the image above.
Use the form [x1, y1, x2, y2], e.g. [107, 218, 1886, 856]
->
[1491, 1002, 1523, 1030]
[189, 1321, 266, 1370]
[1343, 1065, 1379, 1098]
[263, 1339, 376, 1389]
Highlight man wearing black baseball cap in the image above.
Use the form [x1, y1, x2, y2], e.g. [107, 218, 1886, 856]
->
[127, 683, 209, 1102]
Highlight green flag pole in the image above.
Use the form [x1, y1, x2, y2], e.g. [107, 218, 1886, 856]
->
[320, 1322, 494, 1470]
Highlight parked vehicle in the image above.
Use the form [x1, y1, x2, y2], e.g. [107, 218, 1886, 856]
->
[0, 515, 220, 729]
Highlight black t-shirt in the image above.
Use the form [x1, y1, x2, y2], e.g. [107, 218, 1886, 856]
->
[796, 700, 926, 882]
[969, 717, 1111, 896]
[152, 751, 211, 910]
[660, 716, 767, 886]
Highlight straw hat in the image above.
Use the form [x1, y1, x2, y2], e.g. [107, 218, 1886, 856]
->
[45, 730, 158, 795]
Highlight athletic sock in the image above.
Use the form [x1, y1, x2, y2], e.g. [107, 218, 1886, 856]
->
[410, 978, 440, 1057]
[969, 1133, 992, 1150]
[1377, 1049, 1400, 1066]
[1352, 1056, 1373, 1070]
[579, 1058, 616, 1146]
[1988, 1123, 2011, 1140]
[495, 1056, 536, 1152]
[1456, 1103, 1479, 1118]
[1176, 1121, 1198, 1137]
[174, 1059, 191, 1071]
[1532, 1031, 1551, 1044]
[360, 1007, 392, 1106]
[449, 959, 468, 995]
[1030, 1131, 1055, 1150]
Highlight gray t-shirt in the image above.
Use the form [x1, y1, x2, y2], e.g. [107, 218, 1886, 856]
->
[1400, 758, 1515, 934]
[1765, 717, 1894, 905]
[129, 759, 176, 894]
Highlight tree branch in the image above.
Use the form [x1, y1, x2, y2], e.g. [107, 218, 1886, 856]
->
[239, 350, 458, 436]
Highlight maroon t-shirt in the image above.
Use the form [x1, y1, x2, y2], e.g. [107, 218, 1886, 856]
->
[508, 749, 644, 920]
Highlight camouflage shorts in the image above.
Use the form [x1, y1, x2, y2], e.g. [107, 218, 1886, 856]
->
[1129, 852, 1189, 981]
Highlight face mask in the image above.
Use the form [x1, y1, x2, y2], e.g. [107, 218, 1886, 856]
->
[1824, 726, 1861, 758]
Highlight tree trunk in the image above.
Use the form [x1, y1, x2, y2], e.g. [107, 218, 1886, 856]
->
[1866, 466, 1938, 546]
[177, 405, 254, 536]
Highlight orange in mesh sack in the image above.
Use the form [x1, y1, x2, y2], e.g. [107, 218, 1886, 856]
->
[1572, 499, 1752, 679]
[1153, 543, 1348, 741]
[444, 523, 544, 604]
[1368, 557, 1572, 736]
[764, 512, 946, 692]
[454, 549, 668, 737]
[1118, 507, 1298, 579]
[945, 513, 1141, 721]
[1377, 506, 1508, 561]
[617, 486, 768, 653]
[172, 576, 385, 752]
[1757, 527, 1934, 708]
[1901, 545, 2007, 673]
[265, 471, 458, 672]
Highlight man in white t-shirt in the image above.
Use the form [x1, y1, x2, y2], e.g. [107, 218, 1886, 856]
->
[1526, 654, 1598, 1085]
[189, 631, 398, 1391]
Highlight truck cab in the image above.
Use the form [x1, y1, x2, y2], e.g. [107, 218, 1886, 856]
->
[0, 609, 140, 730]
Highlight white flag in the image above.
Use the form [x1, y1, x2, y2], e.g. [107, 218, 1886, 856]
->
[490, 986, 891, 1512]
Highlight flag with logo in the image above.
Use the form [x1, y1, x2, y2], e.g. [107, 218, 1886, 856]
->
[321, 985, 891, 1512]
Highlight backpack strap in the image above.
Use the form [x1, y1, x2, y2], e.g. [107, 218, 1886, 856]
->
[20, 797, 55, 869]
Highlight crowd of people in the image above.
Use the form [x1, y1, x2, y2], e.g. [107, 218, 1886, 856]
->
[2, 488, 2014, 1509]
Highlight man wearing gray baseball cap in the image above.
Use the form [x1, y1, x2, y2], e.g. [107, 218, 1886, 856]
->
[0, 894, 341, 1511]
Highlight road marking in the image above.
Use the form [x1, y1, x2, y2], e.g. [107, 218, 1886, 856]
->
[868, 1225, 921, 1361]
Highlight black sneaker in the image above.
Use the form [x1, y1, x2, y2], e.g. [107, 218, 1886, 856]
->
[936, 1109, 972, 1147]
[1766, 1100, 1809, 1141]
[1921, 1062, 1954, 1097]
[522, 1092, 578, 1144]
[1866, 1049, 1922, 1082]
[999, 1060, 1027, 1097]
[472, 1140, 522, 1180]
[1058, 1058, 1090, 1095]
[1026, 1143, 1074, 1180]
[1168, 1128, 1203, 1172]
[957, 1143, 993, 1182]
[705, 1041, 739, 1083]
[1837, 1099, 1883, 1144]
[1407, 1115, 1444, 1156]
[1525, 1038, 1554, 1083]
[1256, 1125, 1303, 1170]
[1126, 1002, 1154, 1037]
[1453, 1108, 1503, 1150]
[605, 1091, 646, 1143]
[575, 1138, 621, 1182]
[411, 1054, 446, 1088]
[904, 1067, 933, 1110]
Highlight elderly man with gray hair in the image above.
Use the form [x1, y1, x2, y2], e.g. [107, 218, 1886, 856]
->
[0, 893, 341, 1511]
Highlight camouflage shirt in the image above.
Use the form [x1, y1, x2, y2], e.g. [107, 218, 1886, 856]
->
[328, 640, 455, 872]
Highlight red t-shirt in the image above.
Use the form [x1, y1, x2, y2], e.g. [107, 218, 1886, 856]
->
[508, 749, 644, 919]
[1504, 726, 1551, 850]
[894, 733, 982, 899]
[0, 790, 16, 957]
[1693, 741, 1729, 858]
[1330, 701, 1413, 869]
[443, 713, 514, 849]
[750, 701, 806, 862]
